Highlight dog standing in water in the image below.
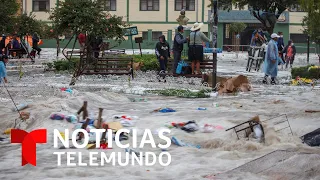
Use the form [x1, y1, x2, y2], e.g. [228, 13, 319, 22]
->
[128, 62, 144, 71]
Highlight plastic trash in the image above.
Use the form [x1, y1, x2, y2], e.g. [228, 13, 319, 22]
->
[13, 103, 29, 111]
[159, 108, 176, 113]
[301, 128, 320, 147]
[3, 128, 12, 135]
[66, 115, 78, 123]
[198, 107, 207, 110]
[213, 103, 219, 107]
[253, 124, 263, 142]
[120, 120, 135, 127]
[202, 124, 215, 133]
[50, 113, 65, 120]
[171, 136, 201, 149]
[181, 121, 199, 133]
[125, 148, 143, 157]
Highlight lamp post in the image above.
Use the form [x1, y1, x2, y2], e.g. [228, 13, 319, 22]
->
[211, 0, 218, 91]
[196, 0, 199, 22]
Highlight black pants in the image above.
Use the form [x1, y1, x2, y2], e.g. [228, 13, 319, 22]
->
[173, 50, 182, 73]
[33, 46, 41, 54]
[158, 57, 168, 72]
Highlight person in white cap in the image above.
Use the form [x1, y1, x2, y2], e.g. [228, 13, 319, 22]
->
[263, 33, 282, 85]
[188, 22, 211, 75]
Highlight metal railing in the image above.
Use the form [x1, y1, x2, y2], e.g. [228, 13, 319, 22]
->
[222, 45, 252, 53]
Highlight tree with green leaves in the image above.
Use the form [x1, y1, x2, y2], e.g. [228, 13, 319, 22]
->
[209, 0, 298, 34]
[13, 13, 42, 36]
[300, 0, 320, 47]
[49, 0, 128, 85]
[0, 0, 19, 33]
[230, 22, 247, 34]
[230, 22, 247, 52]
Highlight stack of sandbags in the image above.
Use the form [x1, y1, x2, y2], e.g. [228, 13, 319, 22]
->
[218, 75, 251, 94]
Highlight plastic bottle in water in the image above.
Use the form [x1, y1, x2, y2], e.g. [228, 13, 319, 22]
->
[159, 108, 176, 113]
[197, 107, 207, 110]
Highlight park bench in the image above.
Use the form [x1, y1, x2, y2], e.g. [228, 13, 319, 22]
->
[246, 46, 265, 72]
[66, 50, 85, 59]
[8, 48, 28, 58]
[160, 57, 215, 82]
[81, 56, 134, 79]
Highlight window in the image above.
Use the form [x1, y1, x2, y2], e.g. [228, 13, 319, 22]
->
[290, 33, 308, 43]
[33, 0, 50, 11]
[175, 0, 195, 11]
[152, 32, 162, 41]
[142, 32, 148, 40]
[142, 31, 162, 41]
[140, 0, 159, 11]
[103, 0, 116, 11]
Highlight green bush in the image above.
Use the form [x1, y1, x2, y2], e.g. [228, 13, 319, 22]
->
[122, 54, 189, 71]
[291, 65, 320, 79]
[53, 58, 80, 71]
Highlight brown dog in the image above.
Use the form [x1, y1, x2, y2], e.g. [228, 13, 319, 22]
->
[128, 62, 144, 71]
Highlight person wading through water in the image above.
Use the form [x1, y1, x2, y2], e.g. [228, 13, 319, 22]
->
[263, 33, 283, 85]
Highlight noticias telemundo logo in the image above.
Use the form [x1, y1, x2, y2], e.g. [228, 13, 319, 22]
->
[11, 128, 172, 167]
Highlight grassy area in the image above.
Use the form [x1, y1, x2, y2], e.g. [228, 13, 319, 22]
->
[145, 89, 211, 98]
[44, 58, 80, 72]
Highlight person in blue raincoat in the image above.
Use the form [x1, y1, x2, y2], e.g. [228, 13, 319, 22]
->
[0, 55, 8, 84]
[263, 33, 283, 85]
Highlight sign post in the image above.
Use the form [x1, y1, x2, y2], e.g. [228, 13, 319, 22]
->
[124, 26, 138, 55]
[135, 37, 143, 57]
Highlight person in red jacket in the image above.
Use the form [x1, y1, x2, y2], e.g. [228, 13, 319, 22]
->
[78, 33, 86, 52]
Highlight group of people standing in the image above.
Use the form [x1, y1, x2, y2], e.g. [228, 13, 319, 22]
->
[277, 32, 296, 69]
[155, 22, 211, 76]
[0, 33, 42, 58]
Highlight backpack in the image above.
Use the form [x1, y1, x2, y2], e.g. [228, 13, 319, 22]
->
[176, 60, 189, 74]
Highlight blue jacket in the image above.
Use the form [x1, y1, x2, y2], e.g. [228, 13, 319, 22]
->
[277, 37, 284, 50]
[0, 61, 7, 82]
[263, 39, 282, 77]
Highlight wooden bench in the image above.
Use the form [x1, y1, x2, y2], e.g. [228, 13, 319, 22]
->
[82, 56, 134, 79]
[104, 49, 126, 55]
[8, 48, 28, 57]
[162, 58, 215, 79]
[66, 50, 85, 59]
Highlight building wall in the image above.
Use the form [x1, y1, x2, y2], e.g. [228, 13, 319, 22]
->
[289, 12, 306, 34]
[21, 0, 313, 50]
[24, 0, 56, 21]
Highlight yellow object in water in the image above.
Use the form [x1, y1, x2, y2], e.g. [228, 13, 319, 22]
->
[87, 144, 96, 149]
[4, 128, 13, 135]
[59, 132, 66, 140]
